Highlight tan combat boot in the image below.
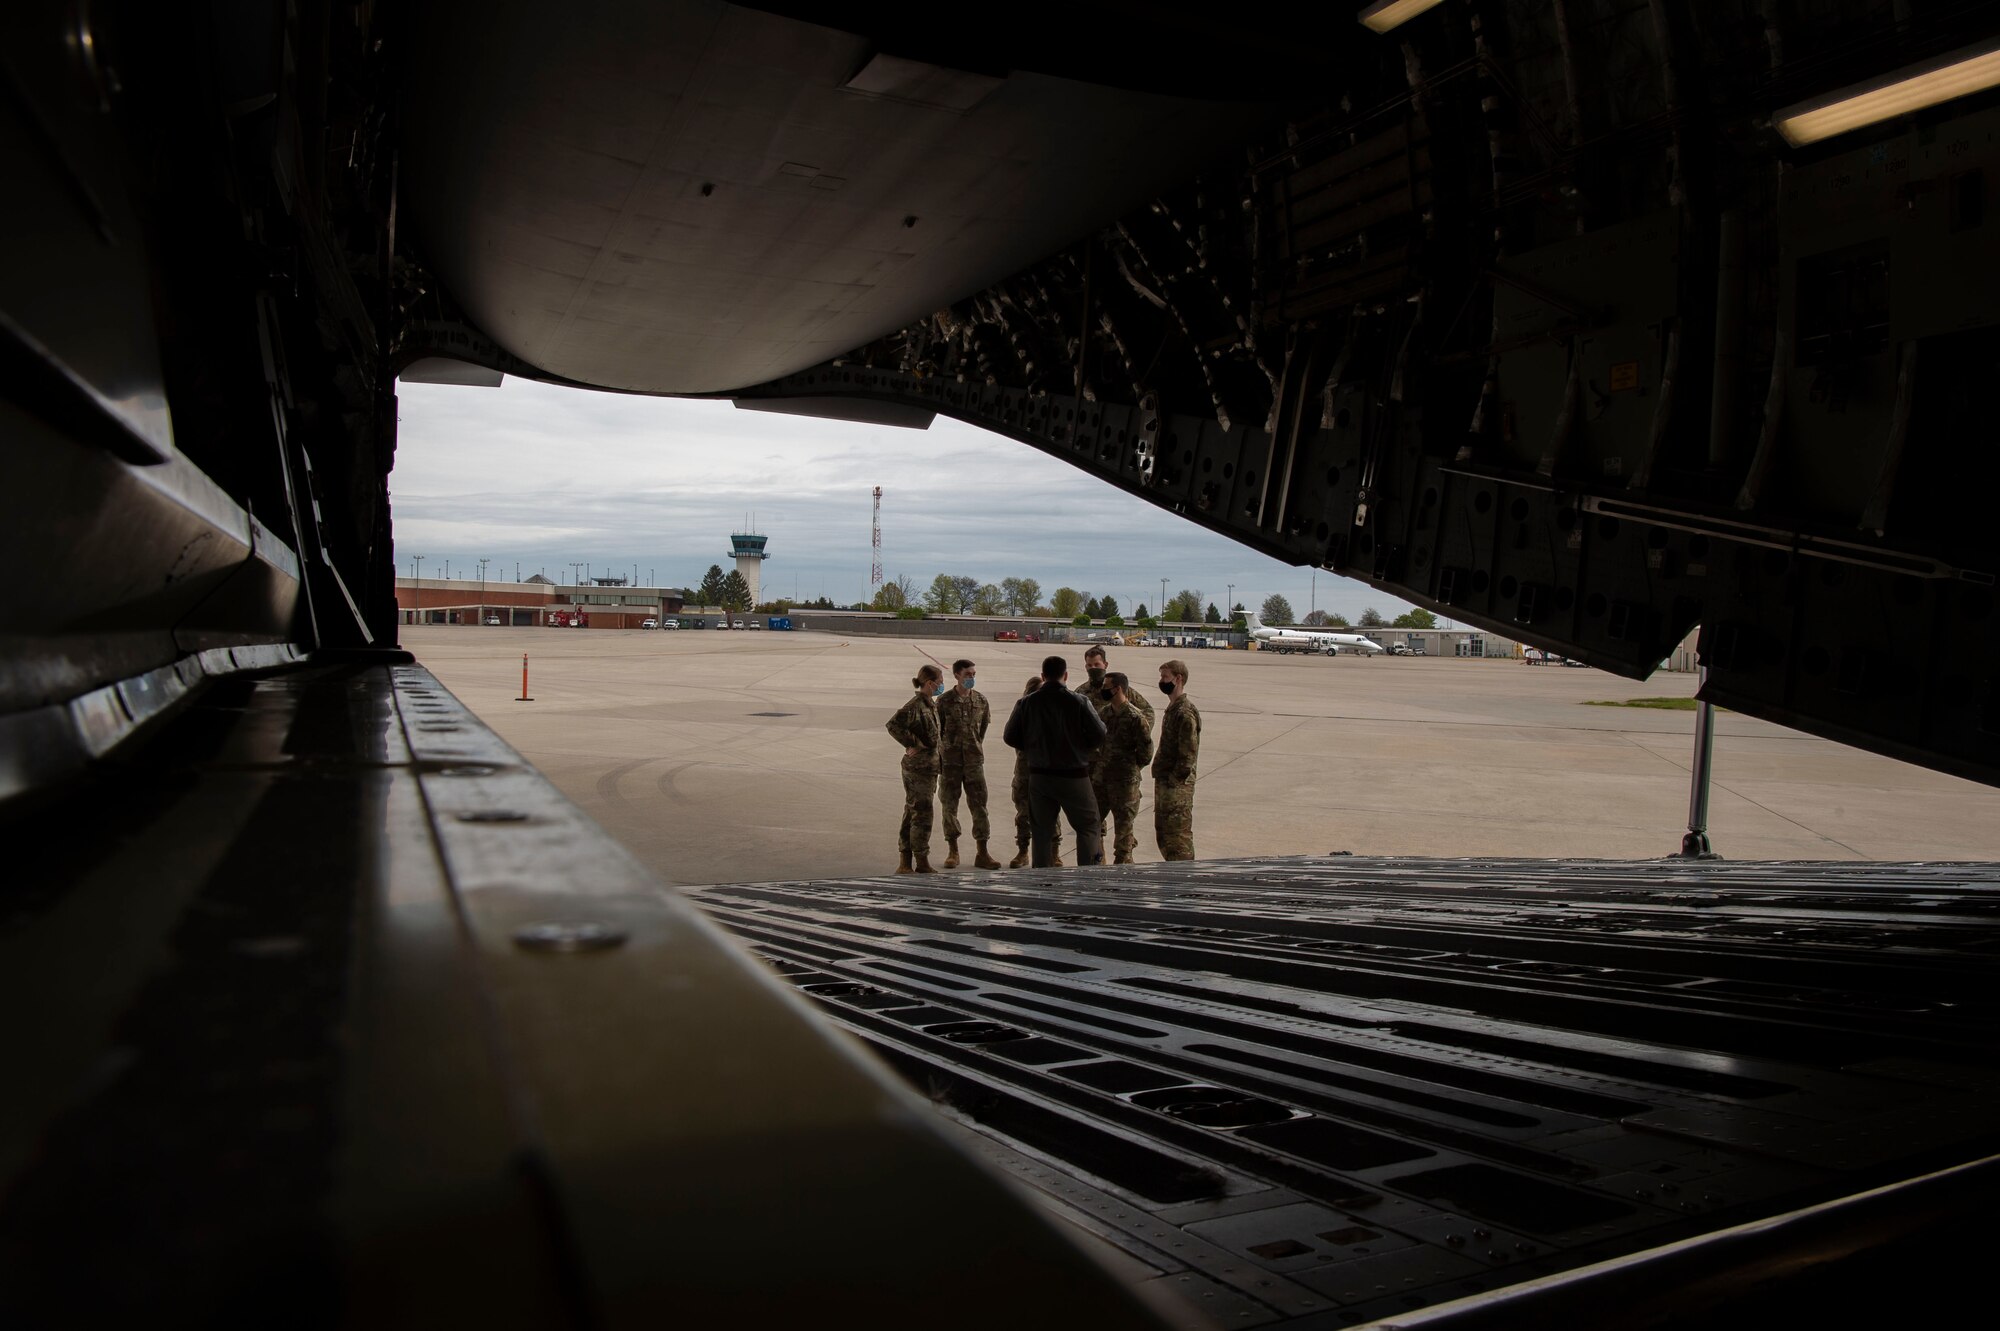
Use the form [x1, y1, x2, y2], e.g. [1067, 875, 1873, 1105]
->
[1008, 845, 1029, 868]
[913, 853, 936, 874]
[895, 850, 913, 875]
[974, 841, 1001, 870]
[1114, 850, 1134, 865]
[1052, 853, 1066, 867]
[943, 839, 960, 869]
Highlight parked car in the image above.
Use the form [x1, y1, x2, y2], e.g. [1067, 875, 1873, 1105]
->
[994, 629, 1020, 641]
[485, 616, 502, 626]
[662, 618, 680, 629]
[748, 619, 762, 630]
[641, 618, 659, 630]
[1388, 644, 1413, 656]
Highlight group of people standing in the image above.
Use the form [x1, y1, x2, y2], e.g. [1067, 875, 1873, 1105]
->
[884, 645, 1201, 872]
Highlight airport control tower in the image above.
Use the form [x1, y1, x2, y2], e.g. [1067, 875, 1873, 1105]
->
[729, 528, 769, 608]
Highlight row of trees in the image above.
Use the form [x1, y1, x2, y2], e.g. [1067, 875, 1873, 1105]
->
[862, 574, 1044, 616]
[692, 565, 753, 611]
[1256, 596, 1440, 630]
[685, 565, 841, 616]
[685, 566, 1436, 630]
[837, 572, 1441, 631]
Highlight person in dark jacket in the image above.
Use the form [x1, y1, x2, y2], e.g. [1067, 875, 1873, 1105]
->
[1008, 675, 1064, 868]
[1002, 655, 1107, 867]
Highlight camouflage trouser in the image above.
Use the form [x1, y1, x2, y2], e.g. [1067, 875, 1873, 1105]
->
[899, 761, 937, 857]
[939, 759, 990, 843]
[1011, 763, 1061, 851]
[1093, 770, 1143, 861]
[1154, 776, 1195, 861]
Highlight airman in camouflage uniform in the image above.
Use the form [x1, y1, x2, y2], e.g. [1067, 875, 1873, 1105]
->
[1090, 672, 1155, 863]
[1008, 675, 1062, 868]
[1077, 645, 1154, 734]
[885, 664, 944, 873]
[937, 658, 1001, 869]
[1151, 659, 1201, 861]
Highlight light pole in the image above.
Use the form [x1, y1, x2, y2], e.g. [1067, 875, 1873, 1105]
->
[478, 558, 490, 625]
[411, 555, 424, 626]
[1160, 578, 1168, 623]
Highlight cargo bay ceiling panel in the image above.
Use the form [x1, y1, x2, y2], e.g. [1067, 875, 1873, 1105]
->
[397, 0, 1272, 393]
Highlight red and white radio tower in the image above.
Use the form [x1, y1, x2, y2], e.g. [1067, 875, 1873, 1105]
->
[870, 486, 883, 592]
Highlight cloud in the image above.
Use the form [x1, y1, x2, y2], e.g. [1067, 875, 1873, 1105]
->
[392, 377, 1420, 620]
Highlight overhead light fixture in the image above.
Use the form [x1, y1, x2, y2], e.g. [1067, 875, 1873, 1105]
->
[1357, 0, 1446, 35]
[1775, 36, 2000, 146]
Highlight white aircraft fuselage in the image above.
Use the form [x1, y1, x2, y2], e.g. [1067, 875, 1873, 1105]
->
[1242, 613, 1384, 655]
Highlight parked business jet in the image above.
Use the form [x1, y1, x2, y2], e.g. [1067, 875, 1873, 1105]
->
[1242, 612, 1385, 656]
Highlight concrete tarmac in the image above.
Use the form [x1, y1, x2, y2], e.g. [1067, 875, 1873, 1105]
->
[406, 626, 2000, 885]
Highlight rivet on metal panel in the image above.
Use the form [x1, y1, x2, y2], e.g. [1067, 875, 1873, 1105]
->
[511, 922, 629, 954]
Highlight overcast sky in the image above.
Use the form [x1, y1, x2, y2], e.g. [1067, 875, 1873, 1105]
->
[391, 376, 1420, 621]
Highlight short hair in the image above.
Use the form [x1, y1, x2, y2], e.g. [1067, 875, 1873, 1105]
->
[1162, 658, 1190, 683]
[1041, 654, 1067, 680]
[1083, 645, 1108, 664]
[916, 663, 944, 684]
[1105, 671, 1128, 693]
[1023, 675, 1042, 696]
[952, 658, 975, 675]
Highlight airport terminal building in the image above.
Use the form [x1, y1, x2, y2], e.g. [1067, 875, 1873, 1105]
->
[394, 576, 685, 629]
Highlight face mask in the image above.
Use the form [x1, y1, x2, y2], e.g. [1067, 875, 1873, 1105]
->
[961, 676, 976, 691]
[933, 680, 949, 696]
[1098, 689, 1113, 701]
[1087, 666, 1106, 684]
[1159, 681, 1175, 697]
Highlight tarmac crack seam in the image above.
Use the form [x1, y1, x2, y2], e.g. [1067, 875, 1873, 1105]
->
[1618, 733, 1871, 860]
[1196, 717, 1310, 783]
[1264, 709, 1784, 738]
[744, 641, 857, 688]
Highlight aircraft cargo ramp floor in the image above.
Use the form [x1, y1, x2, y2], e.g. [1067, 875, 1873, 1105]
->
[5, 660, 1998, 1328]
[689, 860, 2000, 1327]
